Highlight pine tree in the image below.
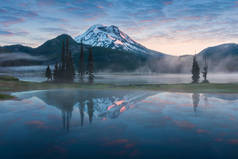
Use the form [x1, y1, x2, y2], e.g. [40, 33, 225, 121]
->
[65, 50, 74, 82]
[87, 47, 94, 84]
[64, 38, 75, 82]
[45, 65, 52, 81]
[57, 41, 66, 82]
[65, 40, 70, 81]
[79, 40, 85, 82]
[61, 41, 66, 72]
[69, 50, 75, 81]
[191, 55, 200, 83]
[53, 62, 59, 81]
[202, 55, 209, 83]
[52, 38, 75, 83]
[63, 38, 70, 81]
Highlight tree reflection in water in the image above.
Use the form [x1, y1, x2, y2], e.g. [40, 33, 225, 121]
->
[192, 93, 200, 112]
[78, 98, 85, 127]
[28, 89, 153, 131]
[87, 98, 94, 124]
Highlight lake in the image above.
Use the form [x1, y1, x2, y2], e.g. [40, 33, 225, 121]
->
[1, 66, 238, 84]
[1, 89, 238, 158]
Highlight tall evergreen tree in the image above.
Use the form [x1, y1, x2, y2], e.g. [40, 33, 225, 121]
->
[65, 41, 70, 80]
[61, 41, 66, 72]
[45, 65, 52, 81]
[79, 40, 85, 82]
[69, 50, 75, 80]
[51, 38, 75, 83]
[202, 55, 209, 83]
[53, 62, 59, 81]
[191, 55, 200, 83]
[87, 47, 94, 84]
[58, 41, 66, 81]
[65, 50, 75, 82]
[64, 38, 70, 81]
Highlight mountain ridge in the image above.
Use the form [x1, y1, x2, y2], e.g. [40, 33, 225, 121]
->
[0, 24, 238, 72]
[75, 24, 165, 57]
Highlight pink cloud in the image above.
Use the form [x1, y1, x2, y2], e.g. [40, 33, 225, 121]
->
[196, 129, 209, 134]
[174, 120, 195, 129]
[130, 150, 139, 157]
[229, 139, 238, 144]
[164, 0, 173, 5]
[37, 0, 57, 7]
[25, 120, 47, 129]
[140, 19, 153, 23]
[1, 17, 25, 27]
[183, 16, 201, 21]
[215, 138, 223, 142]
[105, 139, 128, 146]
[125, 144, 135, 149]
[234, 1, 238, 7]
[97, 5, 104, 9]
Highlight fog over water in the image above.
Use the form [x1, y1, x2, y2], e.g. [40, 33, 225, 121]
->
[0, 66, 238, 84]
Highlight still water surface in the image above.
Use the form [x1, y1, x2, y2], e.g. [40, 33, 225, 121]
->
[1, 89, 238, 158]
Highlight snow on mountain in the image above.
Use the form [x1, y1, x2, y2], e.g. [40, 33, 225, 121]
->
[75, 24, 159, 56]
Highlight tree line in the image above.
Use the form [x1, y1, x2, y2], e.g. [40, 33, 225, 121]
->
[45, 38, 94, 83]
[45, 39, 208, 84]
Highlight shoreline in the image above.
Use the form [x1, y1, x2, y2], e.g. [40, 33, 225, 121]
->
[1, 78, 238, 100]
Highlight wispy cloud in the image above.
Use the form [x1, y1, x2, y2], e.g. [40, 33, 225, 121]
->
[0, 30, 13, 36]
[0, 0, 237, 55]
[0, 29, 28, 36]
[0, 16, 25, 27]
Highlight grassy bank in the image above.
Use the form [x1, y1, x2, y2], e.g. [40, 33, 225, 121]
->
[1, 75, 238, 100]
[0, 94, 15, 100]
[0, 78, 238, 92]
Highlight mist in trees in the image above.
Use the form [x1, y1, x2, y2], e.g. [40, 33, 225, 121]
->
[190, 54, 209, 84]
[87, 47, 94, 84]
[202, 55, 209, 83]
[79, 40, 85, 83]
[45, 37, 94, 83]
[53, 62, 58, 81]
[54, 38, 75, 82]
[45, 65, 52, 81]
[191, 55, 200, 83]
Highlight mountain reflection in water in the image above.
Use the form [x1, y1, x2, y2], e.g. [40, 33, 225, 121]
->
[14, 89, 155, 131]
[0, 89, 238, 159]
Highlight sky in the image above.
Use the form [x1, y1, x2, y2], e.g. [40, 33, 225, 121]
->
[0, 0, 238, 56]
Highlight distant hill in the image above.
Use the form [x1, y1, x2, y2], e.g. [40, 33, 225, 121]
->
[0, 34, 149, 71]
[0, 44, 33, 54]
[199, 43, 238, 58]
[197, 43, 238, 72]
[147, 43, 238, 73]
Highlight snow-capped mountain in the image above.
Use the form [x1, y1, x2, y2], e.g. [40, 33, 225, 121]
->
[75, 24, 161, 56]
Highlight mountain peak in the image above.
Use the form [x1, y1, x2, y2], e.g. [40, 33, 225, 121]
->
[75, 24, 158, 56]
[55, 34, 73, 40]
